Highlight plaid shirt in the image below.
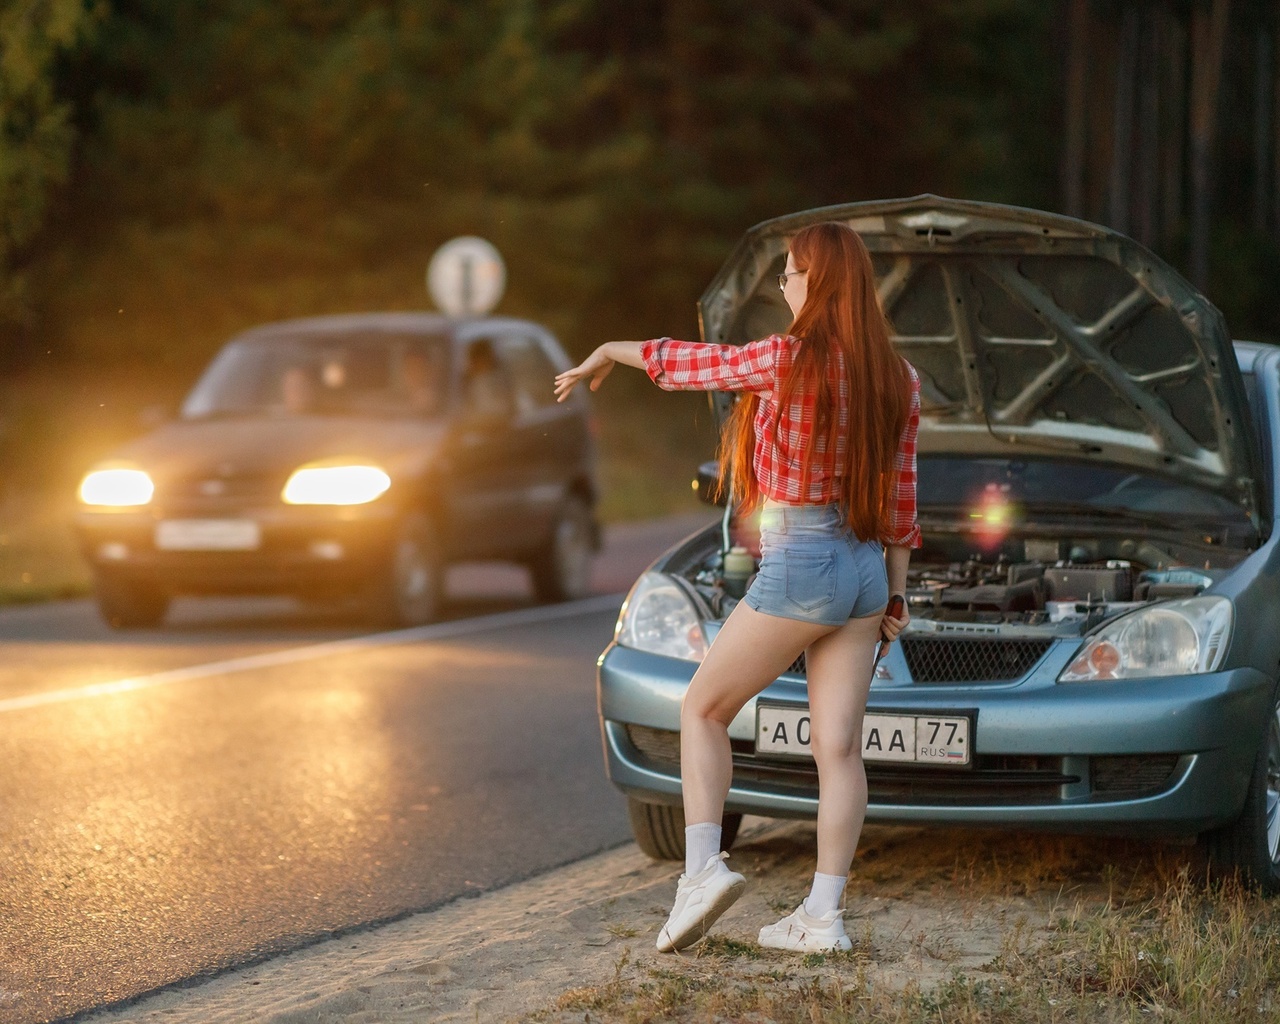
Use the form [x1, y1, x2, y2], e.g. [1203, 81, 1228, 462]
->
[641, 335, 921, 548]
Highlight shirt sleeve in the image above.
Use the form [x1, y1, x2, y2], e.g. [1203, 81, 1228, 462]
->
[885, 365, 922, 549]
[640, 335, 790, 394]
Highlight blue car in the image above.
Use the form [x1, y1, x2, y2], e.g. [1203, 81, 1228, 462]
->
[598, 196, 1280, 893]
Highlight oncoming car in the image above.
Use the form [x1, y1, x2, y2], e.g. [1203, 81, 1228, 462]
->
[598, 196, 1280, 893]
[75, 313, 599, 628]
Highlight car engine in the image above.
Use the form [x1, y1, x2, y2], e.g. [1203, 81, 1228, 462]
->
[682, 528, 1243, 637]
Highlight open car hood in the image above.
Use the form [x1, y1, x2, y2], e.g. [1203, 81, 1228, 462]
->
[698, 195, 1263, 528]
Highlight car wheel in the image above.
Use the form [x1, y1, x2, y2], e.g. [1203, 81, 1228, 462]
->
[94, 574, 170, 629]
[1202, 685, 1280, 894]
[626, 797, 743, 862]
[367, 514, 443, 628]
[530, 495, 596, 603]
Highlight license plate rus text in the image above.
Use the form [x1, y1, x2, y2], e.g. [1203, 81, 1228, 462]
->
[756, 705, 970, 766]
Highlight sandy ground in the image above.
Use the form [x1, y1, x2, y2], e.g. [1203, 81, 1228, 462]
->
[81, 814, 1171, 1024]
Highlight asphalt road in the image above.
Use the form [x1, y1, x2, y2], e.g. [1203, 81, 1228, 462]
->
[0, 513, 713, 1024]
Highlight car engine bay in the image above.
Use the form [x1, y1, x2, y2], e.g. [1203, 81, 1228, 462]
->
[681, 525, 1250, 637]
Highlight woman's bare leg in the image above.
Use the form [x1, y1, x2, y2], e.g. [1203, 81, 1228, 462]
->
[804, 610, 883, 877]
[681, 600, 832, 826]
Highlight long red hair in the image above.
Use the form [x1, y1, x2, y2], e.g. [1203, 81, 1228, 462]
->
[720, 222, 911, 542]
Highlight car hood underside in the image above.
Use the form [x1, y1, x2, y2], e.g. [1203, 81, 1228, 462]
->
[698, 195, 1263, 529]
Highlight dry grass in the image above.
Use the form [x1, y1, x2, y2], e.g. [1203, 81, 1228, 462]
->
[518, 828, 1280, 1024]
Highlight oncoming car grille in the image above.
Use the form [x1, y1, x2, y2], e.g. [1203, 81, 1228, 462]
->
[164, 471, 284, 504]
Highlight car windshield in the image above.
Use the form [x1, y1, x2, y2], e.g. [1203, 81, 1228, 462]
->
[181, 332, 451, 419]
[918, 456, 1251, 526]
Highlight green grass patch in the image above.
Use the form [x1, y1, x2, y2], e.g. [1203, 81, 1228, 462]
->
[0, 493, 91, 605]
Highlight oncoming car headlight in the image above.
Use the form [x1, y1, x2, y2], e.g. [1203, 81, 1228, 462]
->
[616, 572, 708, 662]
[79, 467, 155, 507]
[1058, 596, 1232, 682]
[282, 464, 391, 505]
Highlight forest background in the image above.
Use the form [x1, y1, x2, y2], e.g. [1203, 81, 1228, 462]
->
[0, 0, 1275, 596]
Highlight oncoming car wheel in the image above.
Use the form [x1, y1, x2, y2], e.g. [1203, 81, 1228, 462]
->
[94, 573, 170, 629]
[530, 495, 596, 603]
[626, 797, 742, 862]
[367, 514, 442, 628]
[1203, 683, 1280, 894]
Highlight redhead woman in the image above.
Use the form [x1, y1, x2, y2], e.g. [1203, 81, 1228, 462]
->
[554, 222, 921, 953]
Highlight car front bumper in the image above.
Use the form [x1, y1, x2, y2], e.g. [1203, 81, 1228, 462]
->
[75, 503, 403, 596]
[598, 642, 1275, 837]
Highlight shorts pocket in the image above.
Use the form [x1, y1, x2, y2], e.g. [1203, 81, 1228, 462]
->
[783, 548, 836, 612]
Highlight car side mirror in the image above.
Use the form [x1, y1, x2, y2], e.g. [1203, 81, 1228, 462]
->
[694, 460, 726, 507]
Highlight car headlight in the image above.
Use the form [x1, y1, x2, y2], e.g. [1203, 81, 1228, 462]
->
[1058, 596, 1232, 682]
[616, 571, 708, 662]
[79, 467, 155, 507]
[281, 464, 391, 505]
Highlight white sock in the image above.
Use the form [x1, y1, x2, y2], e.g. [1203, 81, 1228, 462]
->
[803, 871, 848, 917]
[684, 822, 722, 876]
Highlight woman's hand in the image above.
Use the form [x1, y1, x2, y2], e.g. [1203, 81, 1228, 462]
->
[554, 345, 616, 402]
[880, 599, 911, 640]
[880, 596, 911, 660]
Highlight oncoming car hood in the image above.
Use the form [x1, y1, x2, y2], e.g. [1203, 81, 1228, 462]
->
[698, 195, 1264, 530]
[109, 415, 449, 483]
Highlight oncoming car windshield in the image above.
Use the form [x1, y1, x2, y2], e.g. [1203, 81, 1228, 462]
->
[182, 332, 451, 419]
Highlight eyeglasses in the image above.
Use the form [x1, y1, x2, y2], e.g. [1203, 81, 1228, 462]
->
[777, 270, 806, 291]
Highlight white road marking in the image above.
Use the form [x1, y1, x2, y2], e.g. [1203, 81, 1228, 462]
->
[0, 594, 623, 716]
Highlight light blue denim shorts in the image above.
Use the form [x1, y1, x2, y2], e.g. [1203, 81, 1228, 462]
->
[743, 501, 889, 626]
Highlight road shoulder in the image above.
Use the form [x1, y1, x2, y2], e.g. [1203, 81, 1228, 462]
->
[81, 817, 1068, 1023]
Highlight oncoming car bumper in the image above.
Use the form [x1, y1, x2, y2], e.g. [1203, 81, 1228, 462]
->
[74, 503, 402, 595]
[597, 642, 1276, 837]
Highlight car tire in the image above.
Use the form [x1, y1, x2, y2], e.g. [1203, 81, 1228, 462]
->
[530, 495, 596, 604]
[626, 797, 743, 862]
[366, 514, 443, 628]
[94, 574, 170, 629]
[1201, 683, 1280, 894]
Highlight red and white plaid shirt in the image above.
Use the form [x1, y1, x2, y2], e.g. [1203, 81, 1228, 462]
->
[641, 334, 921, 548]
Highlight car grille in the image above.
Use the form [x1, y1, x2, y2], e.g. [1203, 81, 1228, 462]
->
[1091, 755, 1181, 796]
[624, 725, 1080, 806]
[161, 471, 285, 506]
[902, 637, 1054, 683]
[622, 726, 1185, 806]
[782, 637, 1054, 684]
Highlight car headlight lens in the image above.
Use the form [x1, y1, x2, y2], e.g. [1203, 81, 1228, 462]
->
[79, 468, 155, 507]
[1058, 596, 1232, 682]
[616, 571, 708, 662]
[282, 464, 391, 505]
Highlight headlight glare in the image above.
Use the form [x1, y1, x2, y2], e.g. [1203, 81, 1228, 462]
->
[282, 464, 391, 505]
[616, 572, 708, 662]
[1059, 596, 1232, 682]
[79, 468, 155, 507]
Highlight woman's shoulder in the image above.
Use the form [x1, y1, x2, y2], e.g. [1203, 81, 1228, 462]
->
[900, 357, 921, 388]
[740, 333, 800, 361]
[750, 333, 800, 348]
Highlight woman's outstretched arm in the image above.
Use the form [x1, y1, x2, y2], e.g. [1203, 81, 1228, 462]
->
[554, 341, 645, 402]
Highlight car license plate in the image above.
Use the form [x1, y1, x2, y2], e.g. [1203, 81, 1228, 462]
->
[155, 519, 261, 551]
[756, 704, 971, 766]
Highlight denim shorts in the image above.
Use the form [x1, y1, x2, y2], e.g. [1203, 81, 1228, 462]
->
[742, 501, 889, 626]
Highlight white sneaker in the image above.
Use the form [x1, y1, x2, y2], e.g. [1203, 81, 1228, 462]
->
[757, 904, 852, 952]
[655, 852, 746, 953]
